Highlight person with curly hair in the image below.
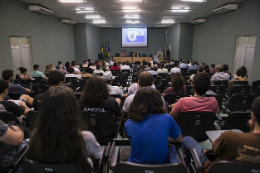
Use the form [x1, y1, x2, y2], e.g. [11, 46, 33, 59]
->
[229, 67, 247, 82]
[169, 72, 218, 119]
[121, 87, 182, 163]
[78, 76, 123, 120]
[163, 73, 186, 96]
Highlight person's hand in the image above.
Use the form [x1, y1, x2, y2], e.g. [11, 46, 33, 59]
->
[249, 119, 255, 133]
[19, 101, 27, 108]
[9, 125, 22, 132]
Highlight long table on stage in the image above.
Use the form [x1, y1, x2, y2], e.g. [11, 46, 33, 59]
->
[113, 57, 151, 63]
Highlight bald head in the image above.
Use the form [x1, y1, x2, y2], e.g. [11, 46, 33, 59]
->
[138, 71, 154, 88]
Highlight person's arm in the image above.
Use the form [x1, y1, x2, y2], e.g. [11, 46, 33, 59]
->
[169, 99, 182, 119]
[19, 101, 31, 116]
[168, 134, 183, 143]
[168, 116, 183, 143]
[25, 88, 31, 93]
[212, 131, 228, 156]
[0, 126, 24, 146]
[248, 119, 255, 133]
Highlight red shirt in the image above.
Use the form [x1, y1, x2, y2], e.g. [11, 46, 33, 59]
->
[172, 97, 219, 114]
[110, 66, 120, 71]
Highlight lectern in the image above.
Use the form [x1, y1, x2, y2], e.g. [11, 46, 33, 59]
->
[157, 51, 164, 62]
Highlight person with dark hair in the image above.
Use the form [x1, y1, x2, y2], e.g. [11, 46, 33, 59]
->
[93, 65, 104, 74]
[210, 64, 217, 73]
[71, 61, 80, 73]
[211, 65, 230, 83]
[82, 60, 88, 68]
[27, 86, 101, 172]
[135, 50, 141, 57]
[170, 72, 218, 119]
[182, 96, 260, 173]
[121, 50, 127, 57]
[31, 64, 48, 80]
[145, 63, 151, 71]
[123, 71, 165, 113]
[78, 76, 123, 120]
[163, 73, 186, 96]
[204, 64, 210, 75]
[157, 63, 169, 74]
[2, 69, 31, 94]
[240, 66, 248, 78]
[121, 61, 131, 70]
[170, 63, 181, 74]
[202, 63, 205, 66]
[230, 68, 247, 82]
[179, 60, 187, 69]
[33, 70, 65, 111]
[148, 67, 158, 75]
[188, 61, 197, 72]
[110, 62, 120, 71]
[223, 64, 229, 73]
[188, 65, 204, 84]
[103, 71, 123, 97]
[18, 67, 32, 81]
[82, 67, 93, 78]
[121, 87, 183, 163]
[65, 62, 71, 69]
[0, 79, 31, 116]
[55, 61, 63, 70]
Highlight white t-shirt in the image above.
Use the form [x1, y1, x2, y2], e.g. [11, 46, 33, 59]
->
[93, 70, 104, 74]
[128, 83, 156, 94]
[121, 65, 131, 70]
[170, 67, 181, 74]
[157, 68, 169, 74]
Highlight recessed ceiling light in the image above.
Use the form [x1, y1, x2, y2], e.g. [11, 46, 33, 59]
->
[172, 9, 190, 13]
[120, 0, 142, 1]
[123, 9, 142, 12]
[161, 20, 175, 24]
[93, 20, 106, 24]
[58, 0, 86, 3]
[77, 10, 95, 13]
[125, 15, 140, 19]
[181, 0, 206, 2]
[85, 15, 101, 19]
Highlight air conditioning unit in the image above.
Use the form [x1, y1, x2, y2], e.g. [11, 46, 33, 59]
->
[29, 5, 53, 15]
[213, 4, 238, 13]
[190, 18, 206, 24]
[61, 19, 76, 25]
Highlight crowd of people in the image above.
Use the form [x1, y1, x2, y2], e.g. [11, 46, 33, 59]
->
[0, 57, 259, 173]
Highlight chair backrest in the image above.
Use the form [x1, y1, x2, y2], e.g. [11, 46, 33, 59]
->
[8, 92, 21, 100]
[224, 112, 251, 132]
[32, 85, 49, 93]
[213, 80, 228, 87]
[115, 53, 120, 57]
[164, 94, 189, 105]
[251, 80, 260, 92]
[27, 111, 39, 130]
[205, 94, 222, 111]
[0, 111, 20, 124]
[229, 85, 250, 96]
[81, 111, 116, 143]
[176, 112, 215, 142]
[114, 162, 186, 173]
[189, 70, 197, 75]
[209, 160, 260, 173]
[180, 68, 187, 74]
[65, 77, 75, 83]
[142, 54, 146, 57]
[22, 159, 83, 173]
[208, 85, 226, 96]
[234, 81, 249, 85]
[255, 86, 260, 97]
[72, 79, 86, 92]
[226, 94, 255, 112]
[186, 85, 194, 95]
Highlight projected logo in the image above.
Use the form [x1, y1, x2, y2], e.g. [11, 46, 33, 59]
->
[127, 31, 138, 41]
[126, 30, 145, 43]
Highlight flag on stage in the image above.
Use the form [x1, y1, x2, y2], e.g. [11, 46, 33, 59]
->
[101, 42, 105, 58]
[106, 42, 110, 58]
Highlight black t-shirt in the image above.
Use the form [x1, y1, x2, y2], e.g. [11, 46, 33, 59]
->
[32, 93, 45, 111]
[0, 101, 25, 117]
[78, 97, 122, 118]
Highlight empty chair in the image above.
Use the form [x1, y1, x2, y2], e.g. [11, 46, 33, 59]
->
[213, 80, 228, 87]
[214, 112, 251, 132]
[222, 94, 255, 114]
[226, 85, 250, 99]
[180, 68, 187, 75]
[176, 112, 215, 142]
[115, 53, 120, 57]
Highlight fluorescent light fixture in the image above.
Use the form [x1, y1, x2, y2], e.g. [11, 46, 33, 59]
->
[120, 0, 142, 1]
[126, 20, 139, 24]
[161, 20, 175, 24]
[85, 15, 101, 19]
[171, 9, 190, 13]
[123, 9, 142, 12]
[76, 7, 95, 13]
[156, 25, 170, 27]
[93, 20, 106, 24]
[124, 15, 140, 19]
[77, 10, 95, 13]
[181, 0, 206, 2]
[58, 0, 86, 2]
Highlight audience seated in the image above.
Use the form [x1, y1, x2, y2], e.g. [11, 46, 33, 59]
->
[223, 64, 230, 73]
[230, 67, 247, 82]
[103, 71, 123, 97]
[121, 87, 183, 163]
[170, 73, 218, 119]
[82, 60, 88, 68]
[188, 61, 197, 72]
[58, 64, 67, 74]
[2, 69, 31, 94]
[204, 64, 211, 75]
[89, 61, 97, 70]
[45, 64, 55, 77]
[65, 61, 71, 69]
[71, 61, 80, 73]
[31, 64, 48, 80]
[0, 119, 27, 172]
[240, 66, 248, 78]
[83, 67, 94, 78]
[78, 76, 123, 120]
[110, 62, 120, 71]
[0, 79, 31, 116]
[163, 73, 186, 96]
[157, 63, 169, 74]
[210, 64, 217, 73]
[123, 71, 165, 113]
[188, 65, 204, 84]
[211, 65, 230, 83]
[55, 61, 64, 70]
[120, 61, 131, 70]
[148, 67, 158, 75]
[179, 60, 187, 69]
[182, 96, 260, 173]
[93, 65, 104, 74]
[145, 63, 151, 71]
[170, 63, 181, 74]
[27, 86, 101, 171]
[18, 67, 32, 81]
[33, 70, 65, 111]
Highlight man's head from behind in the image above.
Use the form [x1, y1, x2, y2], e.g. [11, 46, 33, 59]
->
[138, 71, 154, 88]
[48, 70, 65, 87]
[193, 72, 210, 96]
[252, 96, 260, 126]
[216, 65, 223, 72]
[2, 69, 13, 81]
[33, 64, 39, 70]
[0, 79, 9, 95]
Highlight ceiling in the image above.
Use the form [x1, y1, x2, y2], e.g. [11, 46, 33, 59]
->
[21, 0, 242, 28]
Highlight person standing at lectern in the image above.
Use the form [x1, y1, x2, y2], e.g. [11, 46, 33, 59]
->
[121, 50, 127, 57]
[136, 51, 141, 57]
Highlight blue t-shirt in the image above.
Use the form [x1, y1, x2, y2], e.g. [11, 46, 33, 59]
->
[9, 84, 26, 94]
[179, 63, 187, 69]
[31, 71, 45, 78]
[125, 113, 181, 163]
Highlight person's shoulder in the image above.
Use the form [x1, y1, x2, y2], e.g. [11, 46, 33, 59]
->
[81, 131, 96, 141]
[33, 93, 45, 100]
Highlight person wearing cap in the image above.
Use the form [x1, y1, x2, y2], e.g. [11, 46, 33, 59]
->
[103, 71, 124, 98]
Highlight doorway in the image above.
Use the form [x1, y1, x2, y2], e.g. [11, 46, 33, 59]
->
[10, 37, 33, 75]
[233, 35, 257, 83]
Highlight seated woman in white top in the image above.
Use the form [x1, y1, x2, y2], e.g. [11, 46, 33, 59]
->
[157, 63, 169, 74]
[94, 65, 104, 74]
[27, 86, 101, 171]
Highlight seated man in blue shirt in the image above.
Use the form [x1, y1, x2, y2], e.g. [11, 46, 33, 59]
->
[31, 64, 48, 80]
[188, 61, 198, 72]
[121, 87, 182, 163]
[148, 67, 158, 75]
[179, 60, 187, 69]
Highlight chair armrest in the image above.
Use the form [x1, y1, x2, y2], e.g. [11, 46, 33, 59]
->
[215, 113, 223, 121]
[10, 145, 29, 169]
[110, 146, 120, 170]
[188, 147, 203, 172]
[104, 143, 111, 161]
[106, 142, 116, 173]
[214, 122, 222, 130]
[115, 120, 123, 138]
[94, 146, 105, 170]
